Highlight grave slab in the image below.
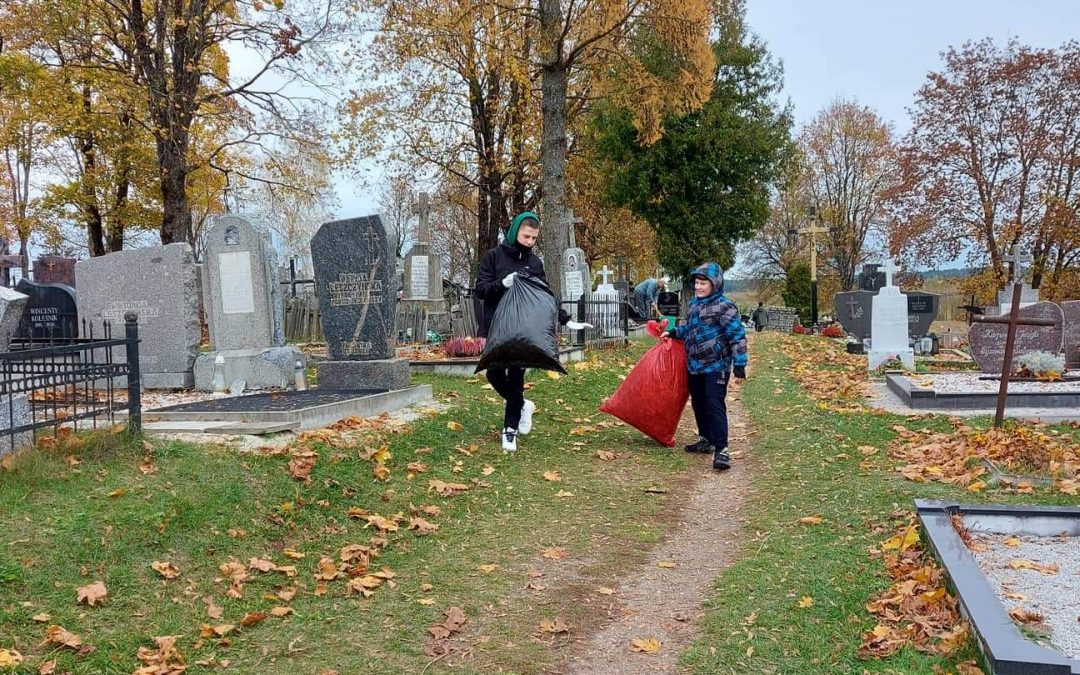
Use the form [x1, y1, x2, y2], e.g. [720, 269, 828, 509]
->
[916, 500, 1080, 675]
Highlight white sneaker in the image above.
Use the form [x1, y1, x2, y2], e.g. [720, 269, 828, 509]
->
[501, 427, 518, 452]
[518, 400, 536, 435]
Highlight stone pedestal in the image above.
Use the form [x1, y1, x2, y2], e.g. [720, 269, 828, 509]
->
[0, 393, 33, 458]
[194, 346, 307, 391]
[316, 357, 410, 391]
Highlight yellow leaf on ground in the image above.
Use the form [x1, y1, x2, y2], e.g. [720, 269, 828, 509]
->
[0, 648, 23, 667]
[283, 549, 306, 560]
[31, 613, 50, 623]
[596, 450, 616, 460]
[967, 480, 987, 493]
[478, 564, 499, 573]
[40, 625, 82, 649]
[446, 421, 462, 431]
[798, 596, 814, 608]
[542, 471, 561, 482]
[554, 490, 574, 498]
[1004, 536, 1021, 548]
[76, 581, 107, 607]
[539, 617, 571, 634]
[151, 561, 180, 579]
[542, 547, 569, 560]
[546, 371, 562, 379]
[1008, 559, 1059, 575]
[596, 587, 616, 595]
[798, 515, 824, 525]
[107, 488, 126, 498]
[270, 606, 294, 618]
[656, 561, 677, 569]
[630, 637, 661, 654]
[482, 465, 495, 476]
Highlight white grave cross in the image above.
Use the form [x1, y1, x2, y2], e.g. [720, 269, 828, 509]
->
[599, 265, 613, 286]
[1003, 245, 1033, 283]
[880, 259, 901, 288]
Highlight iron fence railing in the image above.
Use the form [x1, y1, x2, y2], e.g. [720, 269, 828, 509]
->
[0, 314, 141, 455]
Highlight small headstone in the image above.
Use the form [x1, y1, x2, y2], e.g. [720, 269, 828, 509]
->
[312, 215, 409, 390]
[996, 283, 1038, 314]
[969, 301, 1065, 373]
[995, 246, 1038, 314]
[905, 291, 940, 340]
[763, 306, 800, 333]
[588, 265, 622, 338]
[33, 255, 77, 287]
[0, 393, 32, 458]
[75, 243, 201, 388]
[15, 280, 78, 341]
[868, 260, 914, 370]
[1062, 300, 1080, 370]
[561, 247, 588, 302]
[834, 290, 874, 339]
[657, 291, 680, 318]
[0, 286, 30, 350]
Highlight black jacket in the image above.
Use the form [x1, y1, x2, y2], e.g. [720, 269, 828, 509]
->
[474, 242, 571, 338]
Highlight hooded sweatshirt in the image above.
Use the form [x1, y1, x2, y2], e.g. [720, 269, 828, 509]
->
[473, 212, 570, 338]
[672, 262, 748, 375]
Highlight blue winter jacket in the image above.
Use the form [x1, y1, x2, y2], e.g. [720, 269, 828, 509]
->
[673, 262, 748, 375]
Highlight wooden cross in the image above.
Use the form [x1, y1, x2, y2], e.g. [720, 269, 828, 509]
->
[970, 281, 1057, 427]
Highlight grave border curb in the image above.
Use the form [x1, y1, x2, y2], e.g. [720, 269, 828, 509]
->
[887, 374, 1080, 410]
[915, 499, 1080, 675]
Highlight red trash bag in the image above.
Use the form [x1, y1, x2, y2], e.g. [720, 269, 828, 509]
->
[599, 339, 689, 447]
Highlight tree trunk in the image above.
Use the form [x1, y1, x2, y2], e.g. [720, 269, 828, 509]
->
[539, 0, 569, 299]
[158, 138, 192, 245]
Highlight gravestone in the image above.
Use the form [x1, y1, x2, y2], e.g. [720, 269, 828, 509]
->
[905, 291, 940, 339]
[75, 243, 201, 388]
[995, 246, 1038, 314]
[14, 279, 78, 340]
[588, 265, 622, 338]
[657, 291, 680, 319]
[401, 193, 450, 334]
[33, 255, 77, 287]
[0, 286, 29, 351]
[858, 264, 886, 293]
[193, 216, 305, 391]
[312, 215, 409, 390]
[561, 247, 588, 303]
[763, 306, 800, 333]
[1063, 301, 1080, 370]
[969, 301, 1065, 373]
[834, 290, 875, 339]
[868, 261, 914, 370]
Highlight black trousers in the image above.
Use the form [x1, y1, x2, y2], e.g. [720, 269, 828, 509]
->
[687, 372, 730, 450]
[486, 366, 526, 430]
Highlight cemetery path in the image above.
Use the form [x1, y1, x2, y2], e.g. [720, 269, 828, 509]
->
[556, 384, 757, 675]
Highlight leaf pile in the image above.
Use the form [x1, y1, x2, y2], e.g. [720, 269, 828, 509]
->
[889, 422, 1080, 495]
[859, 516, 971, 661]
[780, 335, 869, 412]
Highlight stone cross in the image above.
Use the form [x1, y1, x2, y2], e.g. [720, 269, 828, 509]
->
[846, 295, 861, 319]
[1003, 245, 1033, 283]
[970, 281, 1057, 428]
[880, 259, 900, 288]
[599, 265, 613, 286]
[417, 192, 430, 243]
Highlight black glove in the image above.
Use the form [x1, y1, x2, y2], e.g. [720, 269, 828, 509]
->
[733, 365, 746, 380]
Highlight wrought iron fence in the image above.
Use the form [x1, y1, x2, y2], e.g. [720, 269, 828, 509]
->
[560, 296, 630, 348]
[0, 314, 142, 455]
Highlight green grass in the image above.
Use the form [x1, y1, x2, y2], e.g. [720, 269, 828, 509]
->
[0, 341, 699, 674]
[682, 333, 1079, 674]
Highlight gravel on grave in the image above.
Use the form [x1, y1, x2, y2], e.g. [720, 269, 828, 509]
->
[911, 372, 1080, 394]
[969, 531, 1080, 660]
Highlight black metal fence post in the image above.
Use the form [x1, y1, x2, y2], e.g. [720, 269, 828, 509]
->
[124, 312, 142, 434]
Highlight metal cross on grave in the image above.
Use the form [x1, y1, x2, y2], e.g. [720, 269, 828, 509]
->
[1003, 244, 1034, 283]
[880, 259, 901, 288]
[970, 280, 1057, 428]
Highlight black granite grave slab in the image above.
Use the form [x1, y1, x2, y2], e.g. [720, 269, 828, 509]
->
[916, 500, 1080, 675]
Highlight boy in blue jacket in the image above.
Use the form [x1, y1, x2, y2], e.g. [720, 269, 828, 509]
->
[664, 262, 748, 470]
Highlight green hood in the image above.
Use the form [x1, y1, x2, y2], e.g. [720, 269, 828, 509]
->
[506, 211, 540, 249]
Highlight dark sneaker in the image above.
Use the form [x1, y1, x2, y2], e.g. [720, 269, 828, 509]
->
[684, 436, 711, 453]
[712, 447, 731, 471]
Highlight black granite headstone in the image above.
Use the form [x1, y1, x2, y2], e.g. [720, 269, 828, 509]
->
[15, 279, 78, 340]
[858, 264, 886, 293]
[905, 291, 940, 339]
[834, 290, 874, 339]
[657, 291, 680, 317]
[311, 216, 395, 360]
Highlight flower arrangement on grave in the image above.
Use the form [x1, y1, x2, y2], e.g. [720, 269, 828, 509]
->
[1013, 350, 1064, 381]
[441, 336, 486, 358]
[820, 324, 845, 338]
[873, 355, 909, 375]
[792, 324, 807, 335]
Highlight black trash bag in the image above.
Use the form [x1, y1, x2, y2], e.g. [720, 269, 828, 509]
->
[475, 272, 566, 374]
